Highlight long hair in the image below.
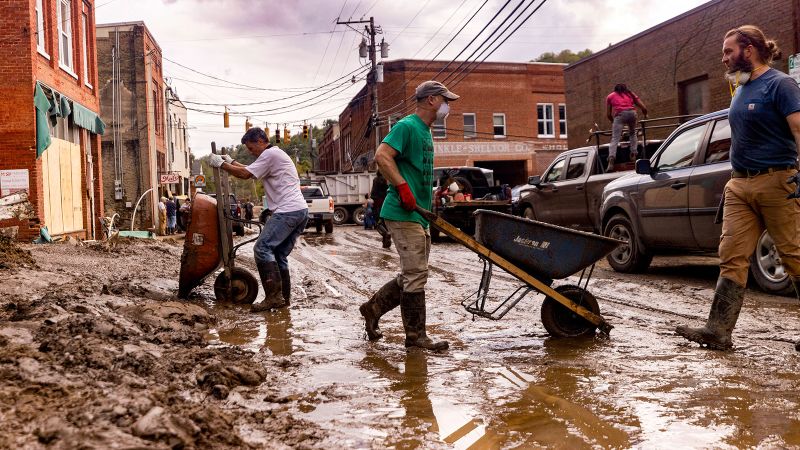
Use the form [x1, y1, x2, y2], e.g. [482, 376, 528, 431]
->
[613, 83, 635, 100]
[725, 25, 781, 63]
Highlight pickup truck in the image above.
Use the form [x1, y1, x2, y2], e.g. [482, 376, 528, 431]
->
[516, 141, 662, 232]
[600, 109, 792, 295]
[258, 180, 335, 233]
[431, 167, 511, 238]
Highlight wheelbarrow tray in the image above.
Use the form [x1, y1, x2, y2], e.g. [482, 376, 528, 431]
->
[178, 193, 223, 298]
[474, 210, 621, 280]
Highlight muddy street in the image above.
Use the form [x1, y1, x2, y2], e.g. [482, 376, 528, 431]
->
[3, 227, 800, 448]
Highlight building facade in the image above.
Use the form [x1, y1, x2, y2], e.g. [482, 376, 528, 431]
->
[165, 85, 191, 196]
[319, 59, 569, 186]
[564, 0, 800, 149]
[0, 0, 105, 241]
[96, 21, 167, 231]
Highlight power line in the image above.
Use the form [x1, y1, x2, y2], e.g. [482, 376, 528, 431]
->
[312, 0, 349, 85]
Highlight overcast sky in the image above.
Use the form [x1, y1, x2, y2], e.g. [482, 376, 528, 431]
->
[95, 0, 706, 155]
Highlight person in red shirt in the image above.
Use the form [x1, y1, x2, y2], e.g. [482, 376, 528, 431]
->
[605, 84, 648, 171]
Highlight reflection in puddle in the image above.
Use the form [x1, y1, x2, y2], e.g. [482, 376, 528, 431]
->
[205, 305, 296, 355]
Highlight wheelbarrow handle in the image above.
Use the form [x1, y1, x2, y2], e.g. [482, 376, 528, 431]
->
[414, 206, 437, 222]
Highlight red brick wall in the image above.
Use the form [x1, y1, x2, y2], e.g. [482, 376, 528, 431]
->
[564, 0, 800, 149]
[0, 0, 102, 241]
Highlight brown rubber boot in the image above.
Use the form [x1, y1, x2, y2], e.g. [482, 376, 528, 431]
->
[359, 279, 402, 340]
[252, 261, 287, 312]
[280, 269, 291, 302]
[675, 277, 745, 350]
[401, 291, 448, 351]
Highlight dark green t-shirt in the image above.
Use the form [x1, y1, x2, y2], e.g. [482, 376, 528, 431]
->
[379, 114, 434, 227]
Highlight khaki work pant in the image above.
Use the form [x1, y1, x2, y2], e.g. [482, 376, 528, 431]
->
[385, 220, 431, 293]
[719, 168, 800, 286]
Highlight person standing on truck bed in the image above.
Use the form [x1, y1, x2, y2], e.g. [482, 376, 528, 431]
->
[606, 84, 648, 172]
[360, 80, 460, 351]
[208, 128, 309, 312]
[676, 25, 800, 351]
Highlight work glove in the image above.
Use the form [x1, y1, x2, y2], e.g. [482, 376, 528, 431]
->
[222, 154, 234, 164]
[208, 154, 224, 168]
[787, 172, 800, 199]
[396, 182, 416, 211]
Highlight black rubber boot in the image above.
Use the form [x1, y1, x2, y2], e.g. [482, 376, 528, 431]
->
[252, 261, 287, 312]
[675, 277, 745, 350]
[359, 279, 402, 340]
[376, 220, 392, 249]
[280, 269, 291, 302]
[401, 291, 448, 351]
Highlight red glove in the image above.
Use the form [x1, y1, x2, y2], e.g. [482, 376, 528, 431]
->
[396, 182, 416, 211]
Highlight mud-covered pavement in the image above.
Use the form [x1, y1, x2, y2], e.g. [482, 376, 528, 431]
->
[3, 227, 800, 448]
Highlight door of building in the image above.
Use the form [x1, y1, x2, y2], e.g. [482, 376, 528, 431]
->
[41, 138, 84, 235]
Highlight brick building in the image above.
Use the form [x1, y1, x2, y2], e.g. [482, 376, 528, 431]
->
[0, 0, 105, 241]
[96, 22, 167, 231]
[318, 59, 569, 186]
[564, 0, 800, 149]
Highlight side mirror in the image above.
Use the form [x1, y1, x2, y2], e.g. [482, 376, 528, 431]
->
[528, 175, 541, 186]
[635, 159, 652, 175]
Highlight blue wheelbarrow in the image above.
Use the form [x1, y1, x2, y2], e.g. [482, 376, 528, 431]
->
[416, 207, 622, 337]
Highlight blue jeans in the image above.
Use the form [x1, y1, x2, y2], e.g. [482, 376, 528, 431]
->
[254, 209, 308, 269]
[167, 215, 177, 229]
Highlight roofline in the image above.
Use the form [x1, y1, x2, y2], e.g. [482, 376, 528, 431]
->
[96, 21, 163, 53]
[384, 58, 567, 67]
[565, 0, 723, 70]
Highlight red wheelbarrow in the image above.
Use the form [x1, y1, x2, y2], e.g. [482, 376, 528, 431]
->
[178, 143, 262, 303]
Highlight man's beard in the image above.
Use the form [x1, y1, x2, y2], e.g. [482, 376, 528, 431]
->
[725, 52, 754, 85]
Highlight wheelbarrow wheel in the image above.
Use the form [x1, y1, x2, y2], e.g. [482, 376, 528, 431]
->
[541, 285, 599, 338]
[214, 267, 259, 304]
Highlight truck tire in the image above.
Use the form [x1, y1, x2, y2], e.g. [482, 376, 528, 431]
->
[604, 214, 652, 273]
[749, 231, 795, 296]
[333, 207, 349, 225]
[522, 206, 535, 221]
[324, 220, 334, 234]
[430, 226, 440, 241]
[353, 207, 366, 226]
[315, 221, 323, 233]
[541, 285, 599, 338]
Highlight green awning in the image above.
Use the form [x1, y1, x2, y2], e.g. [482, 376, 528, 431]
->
[34, 83, 52, 158]
[72, 101, 106, 135]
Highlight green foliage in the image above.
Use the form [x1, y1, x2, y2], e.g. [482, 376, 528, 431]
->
[533, 49, 593, 64]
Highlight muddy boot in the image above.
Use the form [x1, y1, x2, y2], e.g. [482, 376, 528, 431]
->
[401, 291, 448, 351]
[359, 279, 402, 340]
[280, 269, 291, 302]
[675, 277, 745, 350]
[382, 234, 392, 249]
[252, 261, 287, 312]
[606, 156, 616, 172]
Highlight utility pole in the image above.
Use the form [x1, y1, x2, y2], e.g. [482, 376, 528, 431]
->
[337, 17, 384, 167]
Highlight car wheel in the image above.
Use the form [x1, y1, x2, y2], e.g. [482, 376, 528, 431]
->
[324, 220, 334, 234]
[333, 207, 349, 225]
[315, 221, 323, 233]
[353, 207, 365, 226]
[749, 231, 794, 296]
[604, 214, 652, 273]
[522, 206, 535, 221]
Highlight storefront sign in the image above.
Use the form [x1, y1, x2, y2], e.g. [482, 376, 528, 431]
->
[159, 173, 180, 185]
[0, 169, 30, 197]
[433, 141, 567, 155]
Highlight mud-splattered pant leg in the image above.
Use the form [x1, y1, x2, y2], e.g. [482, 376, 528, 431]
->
[385, 220, 431, 293]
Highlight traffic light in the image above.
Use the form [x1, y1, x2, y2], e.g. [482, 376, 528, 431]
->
[223, 106, 230, 128]
[265, 123, 270, 138]
[283, 126, 290, 144]
[302, 123, 309, 141]
[275, 125, 280, 144]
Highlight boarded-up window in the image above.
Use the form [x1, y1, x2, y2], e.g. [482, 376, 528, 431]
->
[41, 138, 83, 235]
[679, 75, 709, 117]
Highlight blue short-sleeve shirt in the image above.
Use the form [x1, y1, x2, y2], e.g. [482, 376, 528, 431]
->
[729, 68, 800, 171]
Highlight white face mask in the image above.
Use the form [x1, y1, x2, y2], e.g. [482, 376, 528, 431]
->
[725, 70, 751, 86]
[436, 102, 450, 121]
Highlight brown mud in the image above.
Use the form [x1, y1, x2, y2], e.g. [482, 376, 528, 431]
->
[3, 227, 800, 448]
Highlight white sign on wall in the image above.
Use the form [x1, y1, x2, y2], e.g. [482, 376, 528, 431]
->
[789, 53, 800, 85]
[0, 169, 30, 197]
[159, 173, 180, 185]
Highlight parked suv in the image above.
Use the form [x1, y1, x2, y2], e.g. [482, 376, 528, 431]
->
[600, 109, 792, 295]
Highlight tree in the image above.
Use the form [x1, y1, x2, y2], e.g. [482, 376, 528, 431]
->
[533, 49, 593, 64]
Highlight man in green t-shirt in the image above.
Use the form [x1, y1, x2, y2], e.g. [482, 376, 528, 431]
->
[359, 80, 459, 351]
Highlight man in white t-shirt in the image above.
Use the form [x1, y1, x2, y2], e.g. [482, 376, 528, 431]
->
[208, 128, 308, 311]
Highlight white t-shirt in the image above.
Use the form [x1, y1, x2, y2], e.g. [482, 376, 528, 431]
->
[245, 147, 307, 214]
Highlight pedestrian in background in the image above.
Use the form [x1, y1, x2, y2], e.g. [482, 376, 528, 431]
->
[606, 83, 648, 171]
[360, 80, 459, 351]
[174, 198, 183, 232]
[363, 193, 375, 230]
[244, 198, 254, 228]
[166, 197, 177, 235]
[158, 197, 167, 236]
[676, 25, 800, 351]
[208, 128, 308, 312]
